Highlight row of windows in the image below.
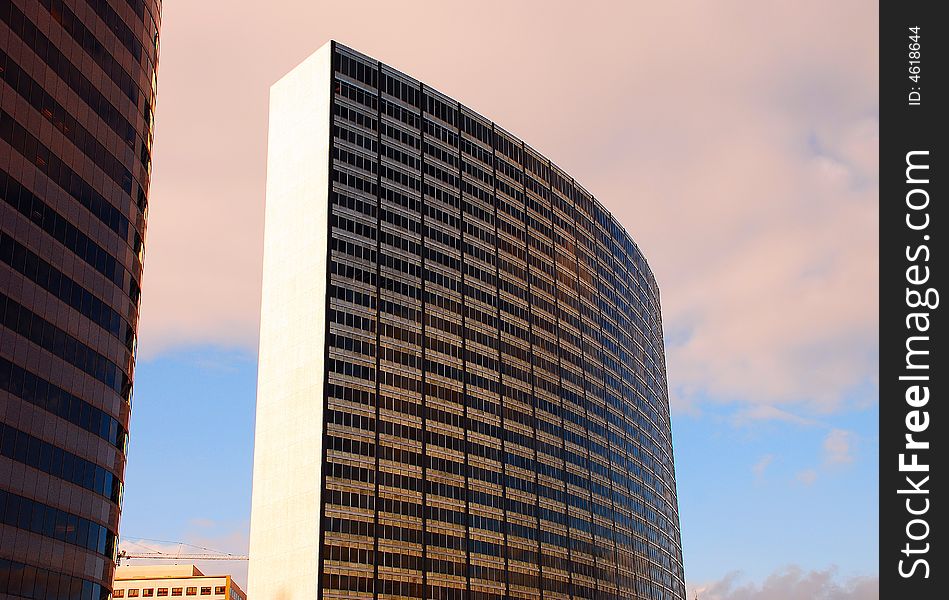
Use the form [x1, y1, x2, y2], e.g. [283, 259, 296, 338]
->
[332, 189, 377, 218]
[330, 212, 376, 241]
[125, 0, 160, 52]
[380, 252, 421, 280]
[382, 98, 422, 130]
[383, 142, 421, 170]
[337, 53, 378, 88]
[381, 120, 421, 151]
[329, 307, 375, 333]
[1, 231, 134, 349]
[334, 146, 377, 175]
[381, 71, 421, 108]
[325, 516, 509, 557]
[331, 257, 374, 286]
[335, 79, 377, 111]
[0, 558, 108, 600]
[0, 488, 116, 556]
[333, 167, 376, 196]
[382, 163, 422, 193]
[83, 0, 149, 66]
[0, 356, 127, 450]
[0, 50, 138, 195]
[0, 169, 140, 304]
[335, 123, 377, 154]
[0, 111, 141, 251]
[334, 102, 377, 133]
[324, 544, 518, 585]
[0, 421, 121, 503]
[35, 0, 144, 108]
[114, 586, 225, 597]
[382, 185, 424, 215]
[0, 1, 138, 147]
[323, 436, 605, 522]
[0, 292, 130, 399]
[425, 121, 459, 151]
[330, 284, 375, 310]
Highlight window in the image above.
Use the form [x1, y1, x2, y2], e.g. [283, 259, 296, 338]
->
[186, 588, 197, 596]
[128, 591, 139, 598]
[201, 588, 212, 595]
[114, 591, 125, 598]
[172, 589, 182, 597]
[143, 590, 154, 597]
[158, 590, 168, 597]
[214, 587, 226, 595]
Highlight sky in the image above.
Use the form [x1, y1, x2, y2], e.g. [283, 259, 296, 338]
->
[120, 1, 879, 598]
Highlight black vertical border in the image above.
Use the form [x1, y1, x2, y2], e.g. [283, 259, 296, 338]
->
[879, 2, 944, 597]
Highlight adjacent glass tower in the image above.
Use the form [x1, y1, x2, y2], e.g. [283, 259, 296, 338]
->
[249, 41, 685, 600]
[0, 0, 160, 597]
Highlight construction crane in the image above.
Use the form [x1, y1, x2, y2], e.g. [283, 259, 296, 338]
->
[117, 550, 248, 566]
[116, 539, 248, 567]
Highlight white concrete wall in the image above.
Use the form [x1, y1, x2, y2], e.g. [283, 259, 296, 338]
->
[247, 41, 333, 600]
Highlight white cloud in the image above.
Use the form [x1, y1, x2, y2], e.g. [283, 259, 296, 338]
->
[689, 566, 878, 600]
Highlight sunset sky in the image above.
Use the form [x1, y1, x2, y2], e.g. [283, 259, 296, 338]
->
[120, 2, 879, 598]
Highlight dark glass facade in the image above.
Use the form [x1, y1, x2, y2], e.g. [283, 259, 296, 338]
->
[0, 0, 160, 598]
[317, 43, 685, 600]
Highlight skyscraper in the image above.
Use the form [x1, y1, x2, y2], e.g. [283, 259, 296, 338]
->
[249, 41, 685, 600]
[1, 1, 160, 597]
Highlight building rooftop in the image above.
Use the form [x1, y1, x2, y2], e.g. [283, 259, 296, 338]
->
[115, 565, 206, 580]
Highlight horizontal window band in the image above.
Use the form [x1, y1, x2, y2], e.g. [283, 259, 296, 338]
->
[36, 0, 144, 107]
[0, 50, 143, 197]
[1, 231, 135, 351]
[0, 356, 128, 451]
[82, 0, 150, 67]
[0, 168, 140, 304]
[0, 292, 131, 402]
[0, 488, 117, 558]
[0, 557, 109, 600]
[1, 1, 139, 149]
[0, 421, 121, 504]
[0, 109, 142, 251]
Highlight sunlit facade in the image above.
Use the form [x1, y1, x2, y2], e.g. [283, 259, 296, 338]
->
[0, 0, 160, 597]
[249, 41, 685, 600]
[113, 565, 247, 600]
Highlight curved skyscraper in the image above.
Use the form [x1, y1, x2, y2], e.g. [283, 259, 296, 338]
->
[250, 41, 685, 600]
[1, 1, 160, 597]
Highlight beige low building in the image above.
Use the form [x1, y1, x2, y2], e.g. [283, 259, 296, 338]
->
[113, 565, 247, 600]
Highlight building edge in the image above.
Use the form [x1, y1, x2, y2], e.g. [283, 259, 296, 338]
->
[247, 40, 334, 599]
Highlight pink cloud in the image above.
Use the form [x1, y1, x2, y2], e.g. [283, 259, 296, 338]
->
[140, 1, 877, 419]
[731, 406, 817, 428]
[796, 469, 818, 486]
[751, 454, 775, 480]
[823, 429, 857, 466]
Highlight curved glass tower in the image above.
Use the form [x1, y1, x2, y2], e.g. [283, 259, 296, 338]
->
[1, 0, 160, 597]
[249, 41, 685, 600]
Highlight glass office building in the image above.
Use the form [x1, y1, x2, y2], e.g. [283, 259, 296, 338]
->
[0, 0, 160, 598]
[249, 41, 685, 600]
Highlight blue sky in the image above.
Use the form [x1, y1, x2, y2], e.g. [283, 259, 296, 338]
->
[121, 348, 256, 558]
